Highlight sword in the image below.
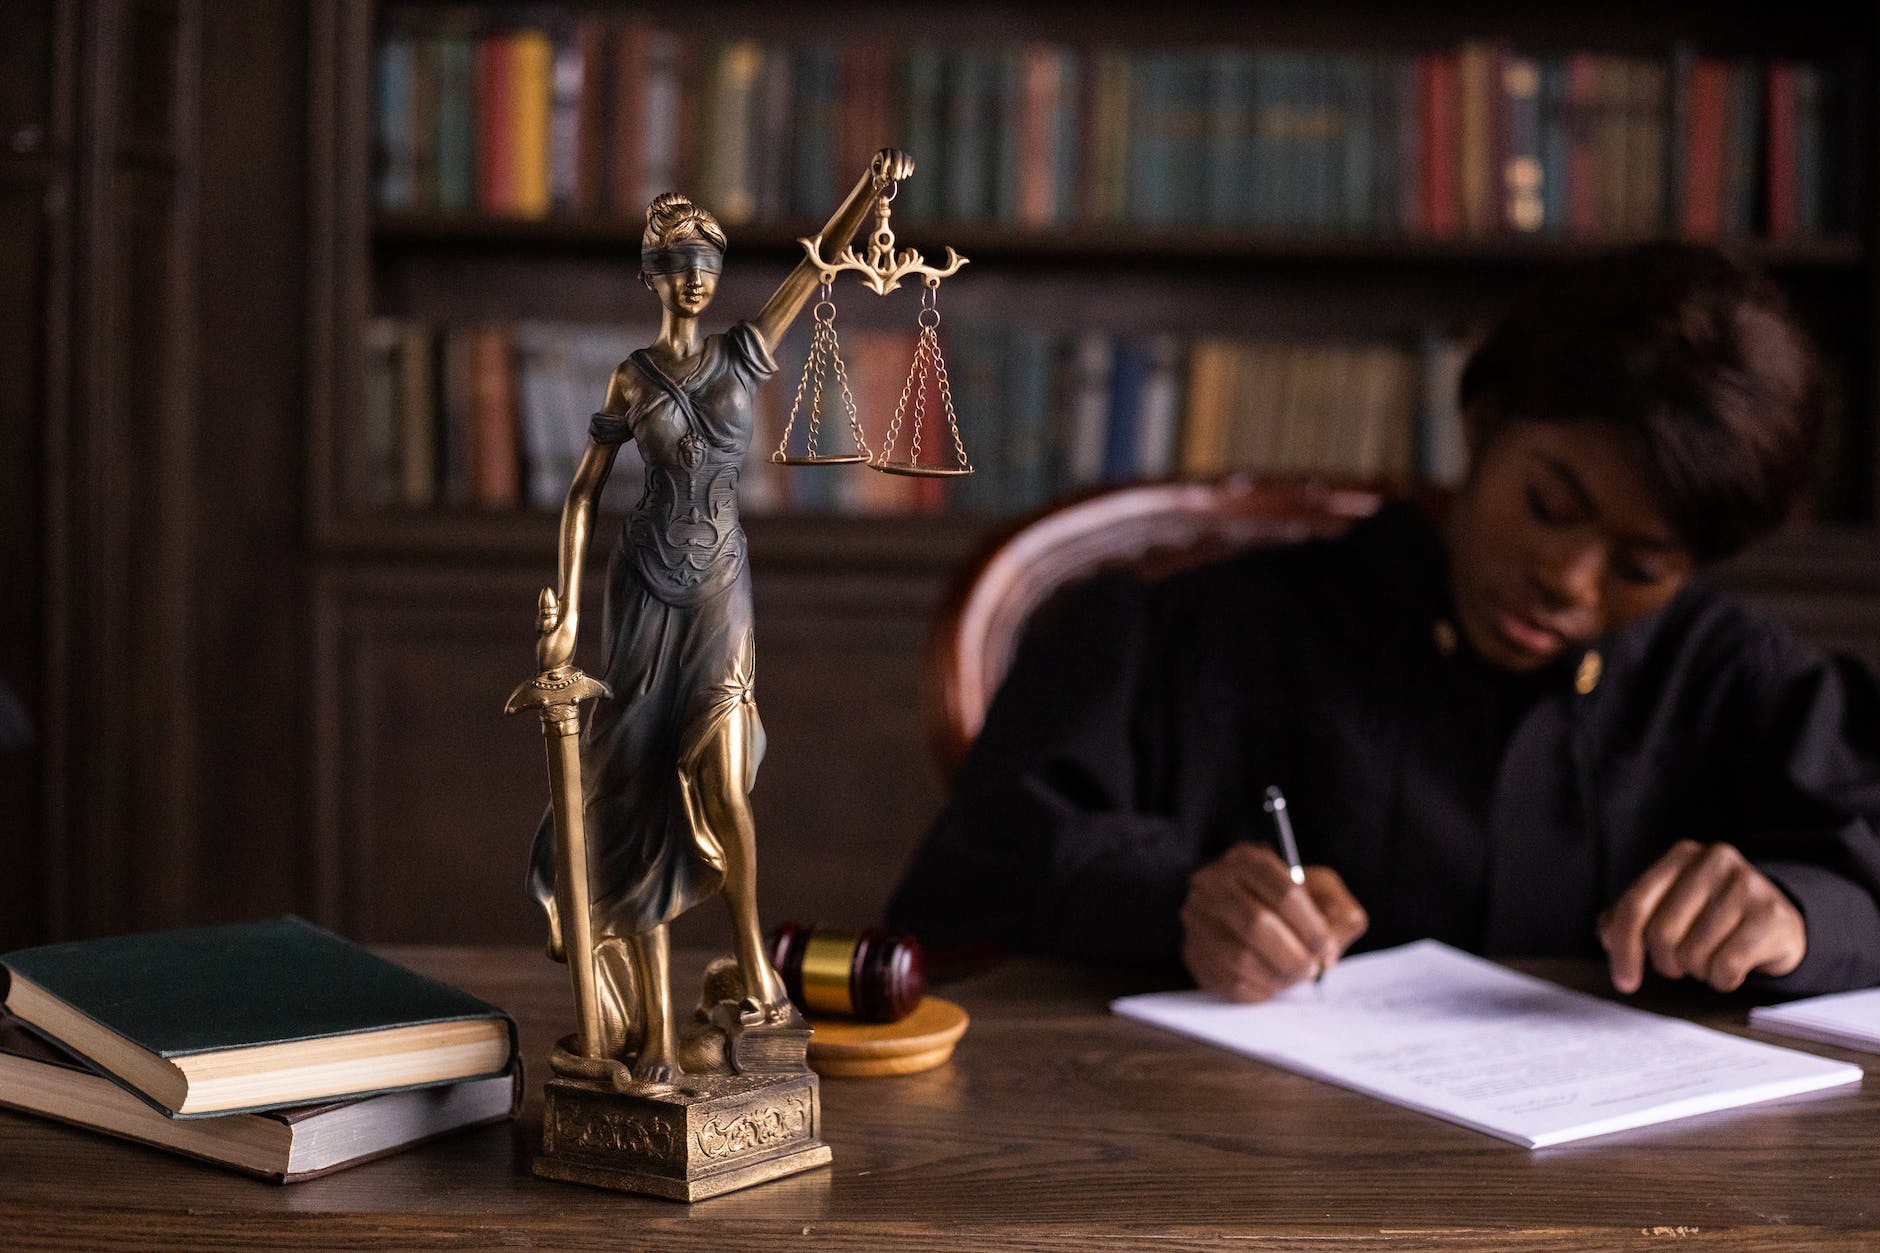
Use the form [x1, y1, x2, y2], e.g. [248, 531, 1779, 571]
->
[505, 588, 612, 1059]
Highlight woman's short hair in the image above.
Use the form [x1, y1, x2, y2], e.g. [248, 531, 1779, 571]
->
[1458, 242, 1824, 561]
[641, 192, 728, 254]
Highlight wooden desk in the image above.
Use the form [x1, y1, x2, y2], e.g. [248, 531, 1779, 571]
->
[2, 947, 1875, 1250]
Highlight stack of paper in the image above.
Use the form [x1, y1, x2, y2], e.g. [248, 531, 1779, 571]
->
[1751, 987, 1880, 1053]
[1113, 940, 1863, 1148]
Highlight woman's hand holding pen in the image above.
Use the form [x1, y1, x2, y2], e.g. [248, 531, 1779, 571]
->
[1597, 839, 1807, 994]
[1180, 844, 1369, 1002]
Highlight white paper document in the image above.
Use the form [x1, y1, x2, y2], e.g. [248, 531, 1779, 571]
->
[1112, 940, 1862, 1148]
[1751, 986, 1880, 1053]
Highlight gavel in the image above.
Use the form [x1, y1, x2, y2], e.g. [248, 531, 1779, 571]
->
[766, 923, 927, 1023]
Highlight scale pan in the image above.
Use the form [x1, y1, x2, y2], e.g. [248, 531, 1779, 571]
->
[871, 461, 974, 478]
[772, 454, 871, 466]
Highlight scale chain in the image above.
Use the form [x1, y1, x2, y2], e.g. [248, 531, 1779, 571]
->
[806, 314, 830, 457]
[935, 341, 969, 471]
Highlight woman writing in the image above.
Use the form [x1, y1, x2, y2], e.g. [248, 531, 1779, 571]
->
[888, 242, 1880, 1001]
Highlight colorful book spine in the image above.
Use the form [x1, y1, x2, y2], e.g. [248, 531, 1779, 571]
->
[1721, 60, 1764, 236]
[944, 49, 994, 222]
[608, 20, 650, 215]
[1682, 55, 1728, 238]
[1455, 41, 1496, 234]
[1792, 62, 1823, 237]
[791, 44, 839, 218]
[548, 26, 585, 214]
[572, 19, 609, 215]
[1101, 340, 1149, 482]
[1501, 54, 1543, 233]
[1536, 55, 1569, 234]
[1765, 59, 1798, 239]
[509, 29, 554, 219]
[396, 322, 437, 509]
[375, 31, 416, 212]
[1629, 59, 1669, 235]
[1593, 57, 1631, 237]
[899, 45, 947, 223]
[991, 48, 1026, 226]
[469, 322, 519, 508]
[1003, 327, 1057, 510]
[474, 34, 516, 214]
[1017, 45, 1061, 228]
[1418, 52, 1459, 237]
[754, 47, 794, 222]
[432, 32, 476, 214]
[1135, 336, 1184, 479]
[639, 30, 685, 208]
[1335, 55, 1374, 233]
[1564, 53, 1600, 237]
[1065, 332, 1113, 486]
[703, 40, 763, 224]
[1205, 48, 1254, 226]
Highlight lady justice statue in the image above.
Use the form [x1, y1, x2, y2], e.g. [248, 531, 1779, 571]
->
[506, 148, 916, 1200]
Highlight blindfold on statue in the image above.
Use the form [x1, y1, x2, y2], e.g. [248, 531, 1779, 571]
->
[641, 244, 725, 275]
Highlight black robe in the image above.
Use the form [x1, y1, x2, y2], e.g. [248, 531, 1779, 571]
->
[887, 503, 1880, 995]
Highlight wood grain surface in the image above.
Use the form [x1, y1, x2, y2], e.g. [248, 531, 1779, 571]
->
[1, 947, 1875, 1250]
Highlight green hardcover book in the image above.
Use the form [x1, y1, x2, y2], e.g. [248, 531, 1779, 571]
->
[1, 917, 515, 1119]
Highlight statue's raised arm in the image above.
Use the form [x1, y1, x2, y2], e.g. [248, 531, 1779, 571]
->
[749, 148, 914, 353]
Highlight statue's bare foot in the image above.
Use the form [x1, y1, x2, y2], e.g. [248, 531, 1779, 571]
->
[632, 1035, 682, 1086]
[632, 1054, 680, 1086]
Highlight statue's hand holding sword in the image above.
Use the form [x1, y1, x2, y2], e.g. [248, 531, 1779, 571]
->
[504, 587, 613, 1058]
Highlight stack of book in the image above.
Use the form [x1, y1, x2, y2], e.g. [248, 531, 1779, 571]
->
[0, 917, 519, 1183]
[373, 15, 1858, 242]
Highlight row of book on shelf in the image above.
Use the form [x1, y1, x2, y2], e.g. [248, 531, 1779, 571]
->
[0, 918, 518, 1182]
[375, 11, 1859, 241]
[361, 314, 1477, 518]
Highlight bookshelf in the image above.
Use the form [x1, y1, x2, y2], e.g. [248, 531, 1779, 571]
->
[306, 0, 1880, 944]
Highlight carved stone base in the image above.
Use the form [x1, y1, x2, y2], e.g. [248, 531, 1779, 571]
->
[534, 1070, 831, 1201]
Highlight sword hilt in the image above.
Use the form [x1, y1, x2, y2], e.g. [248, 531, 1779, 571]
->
[504, 666, 612, 718]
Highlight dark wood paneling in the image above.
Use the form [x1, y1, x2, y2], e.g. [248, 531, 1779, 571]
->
[312, 563, 949, 944]
[51, 0, 199, 936]
[0, 0, 55, 146]
[181, 0, 311, 925]
[0, 183, 53, 951]
[0, 1, 70, 953]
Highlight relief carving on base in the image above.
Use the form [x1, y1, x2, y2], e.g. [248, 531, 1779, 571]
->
[695, 1089, 812, 1160]
[550, 1098, 680, 1162]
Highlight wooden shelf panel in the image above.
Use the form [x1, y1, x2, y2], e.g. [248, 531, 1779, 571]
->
[315, 505, 1880, 590]
[374, 214, 1868, 270]
[314, 508, 993, 572]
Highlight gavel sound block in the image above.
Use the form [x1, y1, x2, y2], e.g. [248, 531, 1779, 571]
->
[767, 924, 969, 1077]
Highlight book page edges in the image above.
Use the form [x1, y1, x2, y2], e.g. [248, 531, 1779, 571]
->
[0, 1049, 521, 1183]
[0, 1047, 289, 1173]
[5, 975, 190, 1111]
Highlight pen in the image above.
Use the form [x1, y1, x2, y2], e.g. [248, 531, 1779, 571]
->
[1262, 785, 1325, 987]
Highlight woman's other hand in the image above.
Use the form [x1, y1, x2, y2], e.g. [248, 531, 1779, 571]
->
[1598, 840, 1806, 994]
[1180, 843, 1369, 1002]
